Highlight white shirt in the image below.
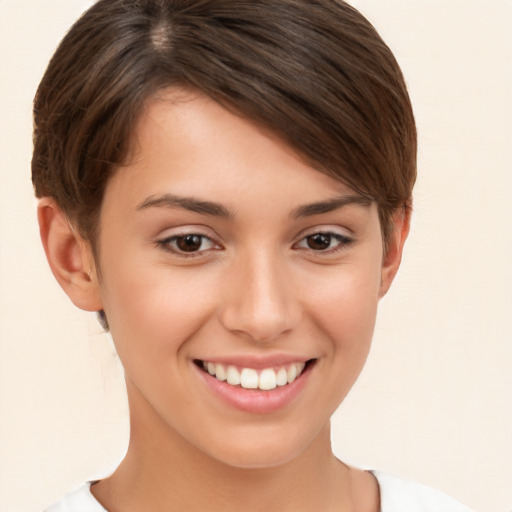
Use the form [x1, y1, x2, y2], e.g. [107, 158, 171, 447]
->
[44, 471, 474, 512]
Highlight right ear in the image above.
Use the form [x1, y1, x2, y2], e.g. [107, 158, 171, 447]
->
[37, 198, 103, 312]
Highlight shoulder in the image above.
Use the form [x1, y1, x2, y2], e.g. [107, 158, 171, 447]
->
[43, 482, 107, 512]
[371, 471, 474, 512]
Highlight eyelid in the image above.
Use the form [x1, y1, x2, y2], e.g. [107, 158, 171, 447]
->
[156, 226, 223, 257]
[293, 226, 355, 253]
[296, 224, 354, 240]
[156, 224, 220, 242]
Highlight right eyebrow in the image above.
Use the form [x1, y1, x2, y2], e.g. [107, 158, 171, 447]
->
[137, 193, 234, 218]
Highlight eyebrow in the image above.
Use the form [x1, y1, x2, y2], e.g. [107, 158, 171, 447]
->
[291, 194, 373, 218]
[137, 194, 234, 218]
[137, 193, 372, 219]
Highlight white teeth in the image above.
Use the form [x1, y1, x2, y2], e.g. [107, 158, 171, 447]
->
[287, 364, 297, 383]
[259, 368, 277, 390]
[240, 368, 259, 389]
[215, 363, 226, 381]
[276, 367, 288, 386]
[201, 360, 309, 390]
[226, 365, 241, 386]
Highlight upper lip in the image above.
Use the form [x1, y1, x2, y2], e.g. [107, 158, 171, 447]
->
[194, 354, 314, 369]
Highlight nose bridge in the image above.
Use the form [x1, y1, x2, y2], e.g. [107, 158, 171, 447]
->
[220, 246, 300, 343]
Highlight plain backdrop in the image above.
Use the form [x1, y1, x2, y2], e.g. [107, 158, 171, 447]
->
[0, 1, 511, 511]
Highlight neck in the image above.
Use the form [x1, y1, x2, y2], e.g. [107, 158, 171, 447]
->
[91, 382, 362, 512]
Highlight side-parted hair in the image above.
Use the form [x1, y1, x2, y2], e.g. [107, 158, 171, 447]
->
[32, 0, 416, 246]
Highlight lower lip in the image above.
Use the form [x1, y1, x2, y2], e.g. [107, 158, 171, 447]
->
[195, 363, 313, 414]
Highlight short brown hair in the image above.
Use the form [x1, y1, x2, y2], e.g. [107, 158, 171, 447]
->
[32, 0, 416, 245]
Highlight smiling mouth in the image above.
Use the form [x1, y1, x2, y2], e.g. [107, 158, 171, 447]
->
[194, 359, 315, 391]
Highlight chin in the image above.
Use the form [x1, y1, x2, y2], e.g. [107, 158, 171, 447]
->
[200, 422, 327, 470]
[212, 447, 301, 470]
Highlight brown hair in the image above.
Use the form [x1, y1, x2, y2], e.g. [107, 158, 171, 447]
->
[32, 0, 416, 246]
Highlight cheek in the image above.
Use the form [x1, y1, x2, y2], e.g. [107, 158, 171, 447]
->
[298, 258, 381, 394]
[98, 253, 220, 362]
[301, 257, 381, 342]
[315, 277, 379, 372]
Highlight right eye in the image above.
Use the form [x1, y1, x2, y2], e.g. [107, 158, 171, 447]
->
[158, 233, 220, 256]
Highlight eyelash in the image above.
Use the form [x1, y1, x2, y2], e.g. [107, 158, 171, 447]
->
[157, 230, 354, 258]
[293, 231, 354, 255]
[157, 233, 221, 258]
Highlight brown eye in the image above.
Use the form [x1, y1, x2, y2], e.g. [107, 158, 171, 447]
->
[306, 233, 332, 250]
[159, 233, 219, 255]
[295, 231, 354, 253]
[176, 234, 203, 252]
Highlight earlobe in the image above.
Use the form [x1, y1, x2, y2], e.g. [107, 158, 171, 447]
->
[379, 207, 411, 298]
[37, 198, 103, 312]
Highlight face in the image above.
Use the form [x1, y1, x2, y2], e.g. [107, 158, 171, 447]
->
[91, 89, 399, 468]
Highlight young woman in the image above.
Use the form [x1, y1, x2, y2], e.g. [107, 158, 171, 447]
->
[33, 1, 473, 510]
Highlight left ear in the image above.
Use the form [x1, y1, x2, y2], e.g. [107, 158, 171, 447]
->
[379, 207, 411, 298]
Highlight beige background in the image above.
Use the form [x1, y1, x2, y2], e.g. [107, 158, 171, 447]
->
[1, 1, 511, 511]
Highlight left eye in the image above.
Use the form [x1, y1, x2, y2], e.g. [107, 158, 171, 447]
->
[159, 234, 219, 254]
[295, 232, 352, 252]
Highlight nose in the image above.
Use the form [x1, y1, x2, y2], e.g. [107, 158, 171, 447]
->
[219, 249, 301, 343]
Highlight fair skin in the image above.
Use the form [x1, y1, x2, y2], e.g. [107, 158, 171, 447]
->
[38, 89, 409, 512]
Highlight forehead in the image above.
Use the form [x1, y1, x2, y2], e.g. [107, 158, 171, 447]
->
[110, 89, 364, 212]
[130, 88, 305, 177]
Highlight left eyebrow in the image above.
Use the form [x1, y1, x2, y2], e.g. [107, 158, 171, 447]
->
[291, 194, 373, 219]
